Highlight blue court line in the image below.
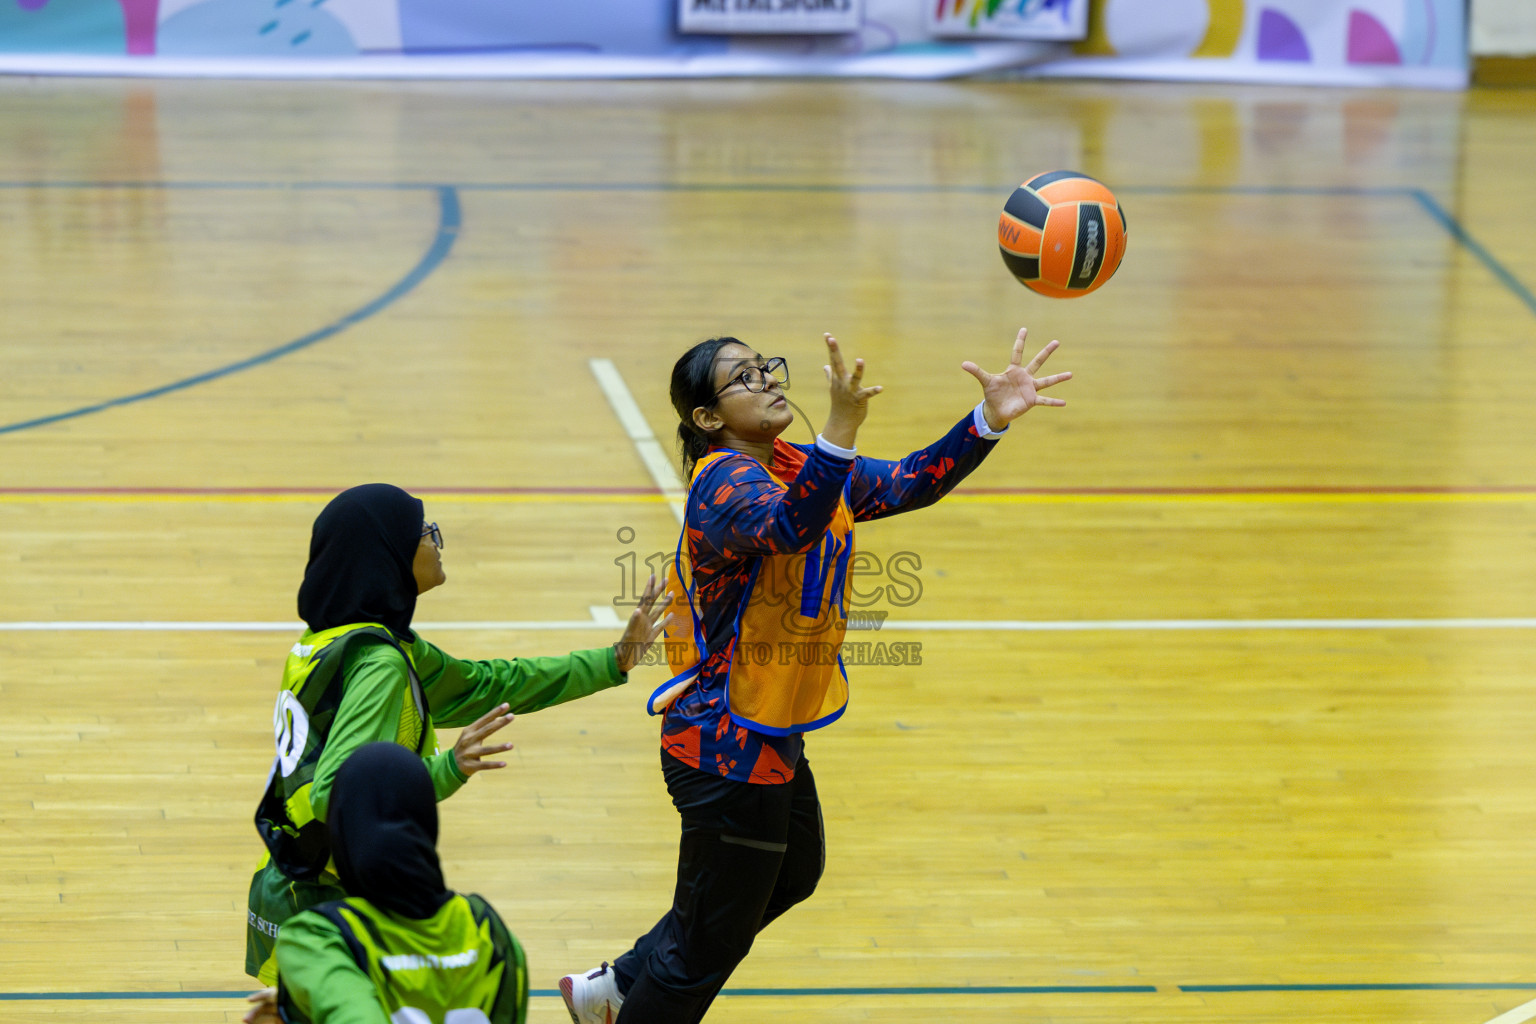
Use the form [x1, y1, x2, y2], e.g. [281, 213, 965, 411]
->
[705, 984, 1158, 995]
[0, 185, 461, 437]
[1410, 188, 1536, 319]
[1184, 983, 1536, 992]
[2, 181, 1530, 438]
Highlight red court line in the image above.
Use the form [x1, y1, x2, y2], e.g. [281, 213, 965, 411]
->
[0, 485, 657, 496]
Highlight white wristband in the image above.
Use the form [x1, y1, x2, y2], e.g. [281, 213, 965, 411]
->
[973, 402, 1008, 440]
[815, 434, 857, 460]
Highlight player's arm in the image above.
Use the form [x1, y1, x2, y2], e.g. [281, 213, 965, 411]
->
[309, 645, 468, 820]
[693, 447, 853, 557]
[413, 638, 627, 728]
[843, 409, 1002, 522]
[274, 912, 389, 1024]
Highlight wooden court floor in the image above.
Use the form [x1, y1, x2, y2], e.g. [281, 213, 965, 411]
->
[2, 76, 1536, 1022]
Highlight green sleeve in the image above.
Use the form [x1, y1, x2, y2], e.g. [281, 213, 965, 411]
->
[275, 912, 389, 1024]
[310, 644, 468, 824]
[409, 638, 626, 728]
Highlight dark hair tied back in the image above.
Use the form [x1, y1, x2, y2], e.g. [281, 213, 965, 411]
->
[670, 337, 738, 476]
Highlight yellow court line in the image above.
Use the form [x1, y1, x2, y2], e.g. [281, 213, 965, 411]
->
[5, 491, 1536, 505]
[945, 491, 1536, 504]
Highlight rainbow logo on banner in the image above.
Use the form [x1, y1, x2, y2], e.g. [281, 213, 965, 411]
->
[929, 0, 1087, 39]
[936, 0, 1071, 26]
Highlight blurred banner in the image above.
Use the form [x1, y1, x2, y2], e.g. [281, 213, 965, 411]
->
[0, 0, 1466, 88]
[929, 0, 1090, 41]
[679, 0, 864, 35]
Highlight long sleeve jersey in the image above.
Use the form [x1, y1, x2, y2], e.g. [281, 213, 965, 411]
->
[661, 405, 1005, 783]
[310, 640, 624, 823]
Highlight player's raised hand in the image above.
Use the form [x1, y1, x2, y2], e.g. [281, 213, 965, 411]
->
[822, 333, 882, 448]
[453, 704, 515, 776]
[962, 327, 1071, 430]
[614, 572, 671, 674]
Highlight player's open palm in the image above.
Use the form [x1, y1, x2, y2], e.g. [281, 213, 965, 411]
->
[614, 571, 671, 674]
[962, 327, 1071, 428]
[453, 704, 515, 776]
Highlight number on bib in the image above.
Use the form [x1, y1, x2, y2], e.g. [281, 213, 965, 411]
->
[273, 691, 310, 778]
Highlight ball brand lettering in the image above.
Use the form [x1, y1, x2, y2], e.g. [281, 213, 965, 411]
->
[1081, 218, 1101, 278]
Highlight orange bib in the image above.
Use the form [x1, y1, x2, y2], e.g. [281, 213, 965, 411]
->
[648, 447, 855, 736]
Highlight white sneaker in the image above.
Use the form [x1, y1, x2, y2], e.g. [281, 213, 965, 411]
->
[559, 961, 624, 1024]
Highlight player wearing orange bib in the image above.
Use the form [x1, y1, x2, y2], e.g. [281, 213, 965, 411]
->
[560, 329, 1070, 1024]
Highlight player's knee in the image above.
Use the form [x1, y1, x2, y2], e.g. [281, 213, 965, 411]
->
[764, 849, 823, 918]
[782, 864, 821, 907]
[657, 934, 754, 989]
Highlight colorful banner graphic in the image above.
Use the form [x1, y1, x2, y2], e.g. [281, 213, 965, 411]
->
[1042, 0, 1467, 85]
[680, 0, 864, 35]
[928, 0, 1089, 41]
[0, 0, 1466, 87]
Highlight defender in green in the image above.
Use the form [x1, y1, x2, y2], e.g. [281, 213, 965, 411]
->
[246, 484, 666, 986]
[249, 742, 526, 1023]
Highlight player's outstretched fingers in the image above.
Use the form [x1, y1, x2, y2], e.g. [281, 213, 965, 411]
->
[824, 334, 846, 379]
[454, 704, 515, 775]
[1011, 327, 1028, 366]
[1024, 338, 1060, 375]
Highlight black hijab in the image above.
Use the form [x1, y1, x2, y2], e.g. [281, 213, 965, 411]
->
[328, 742, 452, 920]
[297, 484, 423, 642]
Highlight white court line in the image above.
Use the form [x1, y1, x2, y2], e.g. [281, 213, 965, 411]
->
[886, 618, 1536, 631]
[5, 618, 1536, 632]
[1484, 997, 1536, 1024]
[588, 358, 686, 524]
[588, 605, 624, 626]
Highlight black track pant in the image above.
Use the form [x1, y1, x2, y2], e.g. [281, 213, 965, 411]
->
[611, 749, 825, 1024]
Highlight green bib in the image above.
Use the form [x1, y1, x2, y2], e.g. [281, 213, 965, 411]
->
[254, 623, 433, 880]
[281, 893, 527, 1024]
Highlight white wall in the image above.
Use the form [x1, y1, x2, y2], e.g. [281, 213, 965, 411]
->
[1471, 0, 1536, 56]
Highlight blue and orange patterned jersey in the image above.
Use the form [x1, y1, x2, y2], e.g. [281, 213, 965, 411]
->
[660, 406, 1006, 783]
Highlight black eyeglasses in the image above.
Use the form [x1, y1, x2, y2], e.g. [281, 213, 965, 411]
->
[421, 522, 443, 549]
[713, 357, 789, 402]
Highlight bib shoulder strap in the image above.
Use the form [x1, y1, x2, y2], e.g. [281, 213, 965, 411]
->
[463, 892, 513, 952]
[301, 899, 376, 977]
[318, 627, 430, 756]
[464, 892, 528, 1024]
[301, 626, 397, 695]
